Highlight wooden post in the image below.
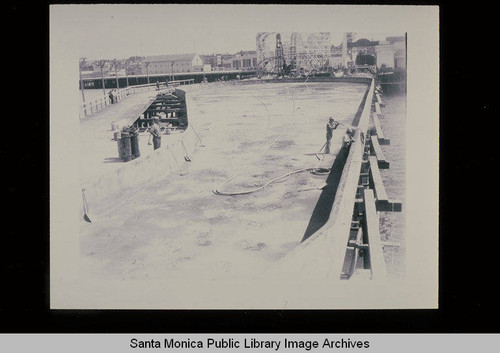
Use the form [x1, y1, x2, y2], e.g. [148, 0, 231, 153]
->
[372, 112, 389, 145]
[369, 156, 389, 202]
[98, 60, 107, 97]
[114, 59, 120, 89]
[371, 136, 389, 168]
[145, 62, 150, 84]
[79, 58, 86, 106]
[363, 188, 387, 279]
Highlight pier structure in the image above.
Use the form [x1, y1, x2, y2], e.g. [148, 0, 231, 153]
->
[79, 75, 402, 282]
[79, 79, 194, 119]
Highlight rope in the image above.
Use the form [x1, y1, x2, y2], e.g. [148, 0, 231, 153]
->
[252, 96, 271, 139]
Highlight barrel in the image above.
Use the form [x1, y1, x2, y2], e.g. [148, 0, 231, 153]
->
[129, 129, 140, 159]
[119, 131, 132, 162]
[113, 131, 121, 141]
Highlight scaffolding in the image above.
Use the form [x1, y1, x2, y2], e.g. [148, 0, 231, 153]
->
[256, 32, 337, 75]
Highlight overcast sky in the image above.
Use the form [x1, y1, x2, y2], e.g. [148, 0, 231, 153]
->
[52, 4, 406, 61]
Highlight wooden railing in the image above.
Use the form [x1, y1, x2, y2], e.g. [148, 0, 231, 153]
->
[79, 79, 195, 119]
[79, 87, 133, 118]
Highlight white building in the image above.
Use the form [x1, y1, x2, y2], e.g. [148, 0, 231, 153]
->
[375, 36, 406, 69]
[375, 41, 396, 68]
[141, 53, 203, 74]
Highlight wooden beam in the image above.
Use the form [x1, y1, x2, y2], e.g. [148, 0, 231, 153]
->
[369, 156, 389, 203]
[374, 101, 384, 117]
[372, 112, 390, 145]
[371, 135, 389, 168]
[375, 92, 385, 106]
[368, 156, 402, 212]
[363, 188, 387, 280]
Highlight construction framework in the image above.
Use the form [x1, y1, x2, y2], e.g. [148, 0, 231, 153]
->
[256, 32, 336, 74]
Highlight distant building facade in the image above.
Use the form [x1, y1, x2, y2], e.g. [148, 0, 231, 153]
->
[141, 53, 203, 74]
[203, 51, 257, 71]
[375, 36, 406, 69]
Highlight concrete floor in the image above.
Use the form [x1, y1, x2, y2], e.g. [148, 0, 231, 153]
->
[79, 81, 367, 282]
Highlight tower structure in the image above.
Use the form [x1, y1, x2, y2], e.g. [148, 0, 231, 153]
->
[289, 32, 299, 71]
[275, 33, 285, 76]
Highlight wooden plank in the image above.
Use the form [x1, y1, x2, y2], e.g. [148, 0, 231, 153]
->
[363, 188, 387, 279]
[369, 157, 402, 212]
[146, 107, 181, 113]
[377, 200, 402, 212]
[369, 156, 388, 202]
[374, 101, 384, 117]
[372, 112, 390, 145]
[371, 135, 389, 168]
[375, 92, 385, 106]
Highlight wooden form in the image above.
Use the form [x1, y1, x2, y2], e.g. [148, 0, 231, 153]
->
[372, 113, 390, 145]
[369, 156, 402, 212]
[374, 101, 384, 117]
[328, 79, 376, 279]
[370, 135, 389, 168]
[363, 188, 387, 279]
[375, 92, 385, 107]
[369, 156, 389, 202]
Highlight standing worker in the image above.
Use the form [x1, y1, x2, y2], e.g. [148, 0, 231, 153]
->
[156, 81, 160, 91]
[325, 117, 340, 154]
[148, 116, 162, 150]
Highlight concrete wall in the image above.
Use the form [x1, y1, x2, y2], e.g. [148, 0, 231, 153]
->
[261, 78, 375, 280]
[81, 86, 197, 218]
[81, 127, 199, 217]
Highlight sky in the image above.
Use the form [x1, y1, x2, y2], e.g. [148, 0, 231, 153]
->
[51, 4, 407, 61]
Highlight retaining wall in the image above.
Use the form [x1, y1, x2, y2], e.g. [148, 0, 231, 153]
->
[81, 127, 199, 218]
[261, 78, 375, 279]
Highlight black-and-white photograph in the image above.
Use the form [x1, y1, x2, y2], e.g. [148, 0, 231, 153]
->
[50, 4, 438, 309]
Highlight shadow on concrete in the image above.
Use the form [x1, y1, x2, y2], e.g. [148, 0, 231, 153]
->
[301, 85, 370, 242]
[301, 146, 350, 242]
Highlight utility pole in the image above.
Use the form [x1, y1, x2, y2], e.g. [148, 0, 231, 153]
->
[124, 60, 130, 87]
[170, 61, 175, 82]
[98, 59, 107, 96]
[114, 59, 120, 89]
[144, 61, 150, 84]
[79, 57, 86, 103]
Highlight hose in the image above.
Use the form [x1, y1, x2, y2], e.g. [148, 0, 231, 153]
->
[252, 96, 271, 139]
[212, 167, 330, 196]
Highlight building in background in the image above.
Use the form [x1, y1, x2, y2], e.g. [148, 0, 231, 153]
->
[374, 36, 406, 69]
[256, 32, 406, 74]
[141, 53, 203, 74]
[203, 51, 257, 71]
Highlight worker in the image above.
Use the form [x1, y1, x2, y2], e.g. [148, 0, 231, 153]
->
[342, 128, 356, 148]
[156, 81, 160, 91]
[148, 116, 162, 150]
[325, 117, 340, 154]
